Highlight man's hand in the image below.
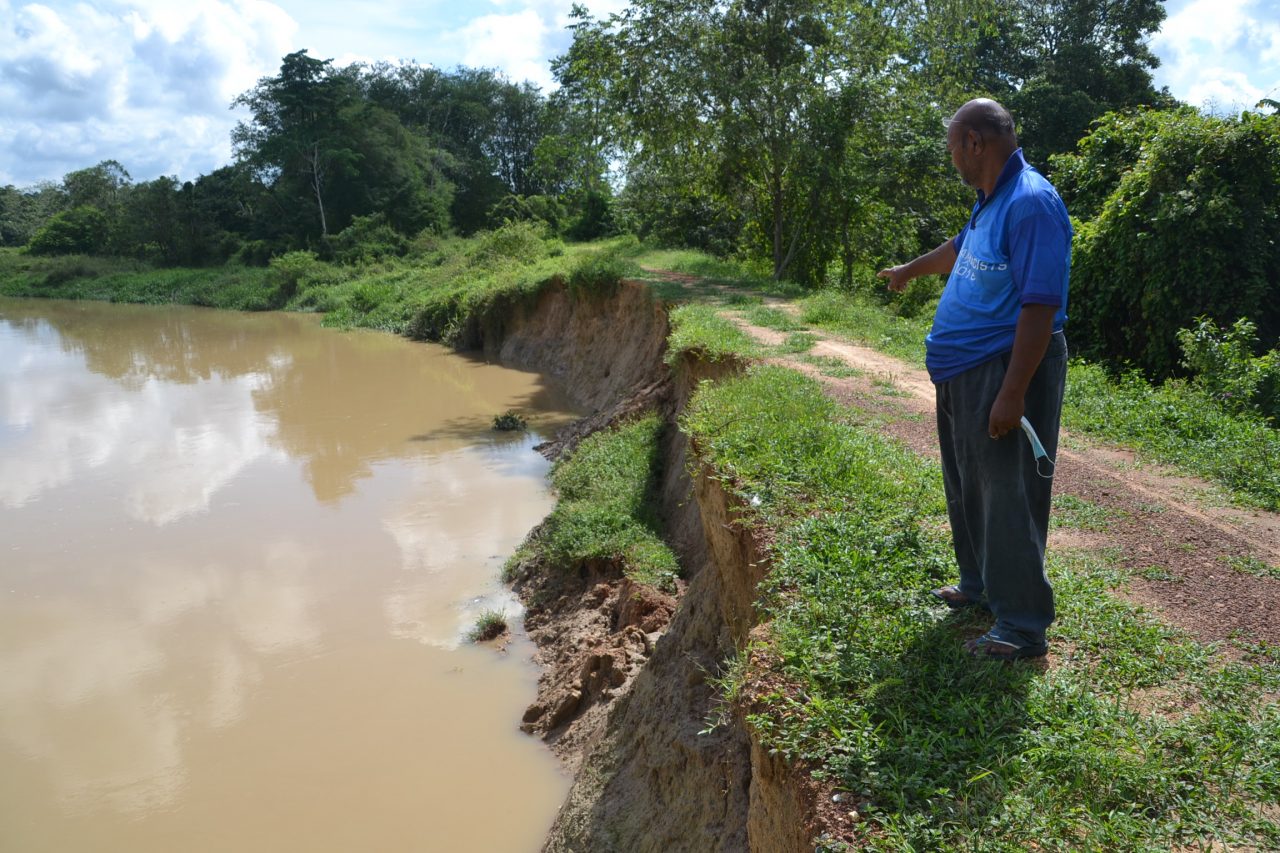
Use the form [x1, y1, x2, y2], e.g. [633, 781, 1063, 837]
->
[877, 240, 957, 294]
[877, 265, 910, 293]
[988, 389, 1024, 439]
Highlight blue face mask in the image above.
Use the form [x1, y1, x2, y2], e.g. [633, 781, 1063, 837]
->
[1020, 416, 1056, 479]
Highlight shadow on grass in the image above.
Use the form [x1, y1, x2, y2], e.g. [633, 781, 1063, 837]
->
[851, 608, 1044, 842]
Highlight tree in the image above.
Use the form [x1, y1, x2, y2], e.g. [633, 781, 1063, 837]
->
[233, 51, 364, 240]
[62, 160, 131, 212]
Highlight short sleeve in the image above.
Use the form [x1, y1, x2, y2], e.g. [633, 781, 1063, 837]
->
[1007, 194, 1071, 307]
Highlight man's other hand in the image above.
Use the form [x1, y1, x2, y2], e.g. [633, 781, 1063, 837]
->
[988, 389, 1024, 439]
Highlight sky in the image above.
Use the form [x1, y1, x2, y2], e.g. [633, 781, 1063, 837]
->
[0, 0, 1276, 188]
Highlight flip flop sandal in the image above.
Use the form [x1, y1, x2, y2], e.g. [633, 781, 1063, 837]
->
[929, 585, 988, 610]
[964, 632, 1048, 661]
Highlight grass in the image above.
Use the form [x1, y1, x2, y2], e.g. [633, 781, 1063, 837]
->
[665, 303, 760, 366]
[526, 414, 679, 591]
[797, 288, 932, 366]
[1222, 554, 1280, 580]
[629, 247, 805, 298]
[1063, 362, 1280, 511]
[632, 245, 1280, 512]
[468, 609, 508, 642]
[742, 305, 807, 332]
[778, 332, 819, 354]
[682, 364, 1280, 851]
[801, 354, 863, 379]
[1051, 494, 1123, 531]
[0, 250, 277, 309]
[0, 226, 638, 350]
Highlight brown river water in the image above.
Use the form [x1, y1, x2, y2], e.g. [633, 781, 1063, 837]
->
[0, 299, 578, 852]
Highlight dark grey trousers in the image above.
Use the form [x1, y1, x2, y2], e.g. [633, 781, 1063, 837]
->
[935, 332, 1067, 646]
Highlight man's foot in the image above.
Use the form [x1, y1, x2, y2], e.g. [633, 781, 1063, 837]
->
[964, 631, 1048, 661]
[929, 585, 988, 610]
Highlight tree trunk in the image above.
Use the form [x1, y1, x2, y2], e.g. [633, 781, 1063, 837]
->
[310, 143, 328, 237]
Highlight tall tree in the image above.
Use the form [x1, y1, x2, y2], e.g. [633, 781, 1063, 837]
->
[233, 51, 363, 240]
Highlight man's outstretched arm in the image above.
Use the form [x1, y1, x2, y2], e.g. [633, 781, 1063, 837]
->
[877, 239, 958, 292]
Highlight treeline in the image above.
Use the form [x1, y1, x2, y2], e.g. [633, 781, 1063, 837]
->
[0, 54, 613, 266]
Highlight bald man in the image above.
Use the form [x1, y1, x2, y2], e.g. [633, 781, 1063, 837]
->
[878, 99, 1071, 661]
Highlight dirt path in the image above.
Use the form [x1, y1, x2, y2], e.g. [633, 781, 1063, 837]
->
[642, 269, 1280, 652]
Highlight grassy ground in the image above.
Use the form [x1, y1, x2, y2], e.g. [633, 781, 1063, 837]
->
[506, 414, 679, 591]
[677, 363, 1280, 851]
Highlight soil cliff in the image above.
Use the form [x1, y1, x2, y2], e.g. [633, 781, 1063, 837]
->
[481, 279, 814, 852]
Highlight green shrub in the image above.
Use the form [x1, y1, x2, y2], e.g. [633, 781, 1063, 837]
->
[472, 221, 551, 266]
[234, 240, 276, 267]
[1178, 316, 1280, 421]
[28, 206, 110, 255]
[329, 213, 409, 265]
[1058, 108, 1280, 377]
[267, 251, 324, 305]
[488, 193, 568, 234]
[492, 410, 528, 431]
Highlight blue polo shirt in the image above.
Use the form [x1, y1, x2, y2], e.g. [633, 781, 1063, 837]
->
[925, 149, 1071, 383]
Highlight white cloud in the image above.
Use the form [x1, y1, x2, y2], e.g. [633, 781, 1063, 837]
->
[0, 0, 635, 187]
[1153, 0, 1280, 111]
[454, 9, 555, 90]
[0, 0, 295, 186]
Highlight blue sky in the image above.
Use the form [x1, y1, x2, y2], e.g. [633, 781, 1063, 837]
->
[0, 0, 1276, 187]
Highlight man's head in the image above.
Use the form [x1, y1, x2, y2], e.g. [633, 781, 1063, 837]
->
[945, 98, 1018, 189]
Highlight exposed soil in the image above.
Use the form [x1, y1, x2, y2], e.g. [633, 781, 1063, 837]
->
[507, 547, 679, 769]
[718, 299, 1280, 653]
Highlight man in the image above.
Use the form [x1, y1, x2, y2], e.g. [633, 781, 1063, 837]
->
[877, 98, 1070, 661]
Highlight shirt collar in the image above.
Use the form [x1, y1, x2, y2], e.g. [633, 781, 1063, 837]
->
[976, 148, 1029, 205]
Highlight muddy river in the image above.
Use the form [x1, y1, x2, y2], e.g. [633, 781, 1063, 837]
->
[0, 299, 577, 852]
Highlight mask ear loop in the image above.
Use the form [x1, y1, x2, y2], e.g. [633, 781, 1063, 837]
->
[1020, 416, 1056, 480]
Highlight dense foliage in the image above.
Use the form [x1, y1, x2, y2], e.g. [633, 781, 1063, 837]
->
[1056, 108, 1280, 377]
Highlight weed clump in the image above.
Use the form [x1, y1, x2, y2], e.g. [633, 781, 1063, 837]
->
[492, 411, 528, 431]
[468, 610, 508, 642]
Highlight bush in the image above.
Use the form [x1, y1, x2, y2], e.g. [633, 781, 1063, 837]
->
[27, 206, 110, 255]
[487, 194, 568, 234]
[328, 213, 409, 265]
[234, 240, 276, 267]
[1178, 316, 1280, 422]
[471, 220, 551, 266]
[267, 251, 324, 304]
[1057, 108, 1280, 378]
